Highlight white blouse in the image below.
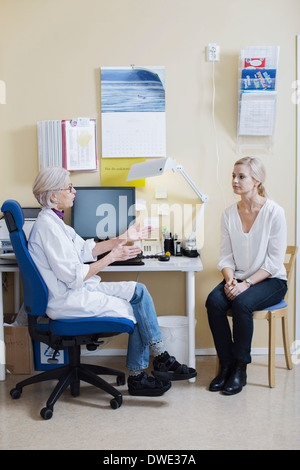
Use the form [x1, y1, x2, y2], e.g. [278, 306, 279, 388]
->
[217, 198, 287, 281]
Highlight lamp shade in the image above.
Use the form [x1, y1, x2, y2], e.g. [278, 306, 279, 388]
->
[127, 157, 176, 181]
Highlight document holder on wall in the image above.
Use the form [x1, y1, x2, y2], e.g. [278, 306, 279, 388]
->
[37, 118, 98, 171]
[237, 46, 280, 153]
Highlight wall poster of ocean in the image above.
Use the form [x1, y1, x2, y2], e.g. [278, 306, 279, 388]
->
[100, 66, 166, 158]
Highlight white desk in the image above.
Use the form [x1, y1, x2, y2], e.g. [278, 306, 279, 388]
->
[0, 256, 203, 381]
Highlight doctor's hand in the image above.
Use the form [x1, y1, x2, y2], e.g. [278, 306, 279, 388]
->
[119, 223, 152, 242]
[109, 240, 142, 262]
[86, 241, 142, 281]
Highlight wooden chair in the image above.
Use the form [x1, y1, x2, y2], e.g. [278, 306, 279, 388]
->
[216, 245, 298, 388]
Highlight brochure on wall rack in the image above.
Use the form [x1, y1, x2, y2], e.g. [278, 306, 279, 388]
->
[241, 69, 276, 91]
[238, 91, 277, 136]
[240, 45, 280, 70]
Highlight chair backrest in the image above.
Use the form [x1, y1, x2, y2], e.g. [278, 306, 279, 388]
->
[1, 200, 48, 317]
[284, 245, 298, 289]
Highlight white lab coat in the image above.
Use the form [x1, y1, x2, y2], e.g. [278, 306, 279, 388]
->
[28, 208, 136, 322]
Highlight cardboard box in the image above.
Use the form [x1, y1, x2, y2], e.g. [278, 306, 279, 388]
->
[4, 325, 34, 374]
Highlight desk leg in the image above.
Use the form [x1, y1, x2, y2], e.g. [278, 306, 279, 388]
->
[186, 271, 196, 383]
[0, 272, 6, 381]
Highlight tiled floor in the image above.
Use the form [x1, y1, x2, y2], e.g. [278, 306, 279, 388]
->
[0, 355, 299, 450]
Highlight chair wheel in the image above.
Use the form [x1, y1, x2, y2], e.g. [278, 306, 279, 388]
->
[110, 397, 122, 409]
[40, 407, 53, 420]
[10, 388, 22, 399]
[117, 375, 125, 386]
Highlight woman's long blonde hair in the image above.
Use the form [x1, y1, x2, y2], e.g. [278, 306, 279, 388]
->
[234, 156, 267, 197]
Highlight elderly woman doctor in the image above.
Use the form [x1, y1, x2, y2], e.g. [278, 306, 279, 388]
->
[29, 167, 196, 397]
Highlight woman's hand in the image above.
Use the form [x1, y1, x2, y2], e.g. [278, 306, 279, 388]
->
[119, 223, 152, 242]
[109, 240, 142, 263]
[85, 241, 141, 281]
[224, 279, 249, 300]
[92, 224, 151, 257]
[224, 278, 237, 299]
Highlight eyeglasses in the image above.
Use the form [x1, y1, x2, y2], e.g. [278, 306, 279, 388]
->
[60, 184, 74, 193]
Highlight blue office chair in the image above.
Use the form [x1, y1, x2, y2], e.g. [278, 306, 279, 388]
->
[1, 200, 134, 419]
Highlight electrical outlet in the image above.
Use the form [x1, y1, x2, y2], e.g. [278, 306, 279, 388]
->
[206, 43, 220, 62]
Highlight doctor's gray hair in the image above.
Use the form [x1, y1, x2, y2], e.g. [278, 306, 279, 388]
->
[33, 167, 70, 208]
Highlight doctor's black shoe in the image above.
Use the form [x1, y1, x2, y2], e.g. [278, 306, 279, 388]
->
[127, 372, 171, 396]
[152, 351, 197, 381]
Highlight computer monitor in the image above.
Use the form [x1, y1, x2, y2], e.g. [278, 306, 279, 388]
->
[72, 186, 136, 240]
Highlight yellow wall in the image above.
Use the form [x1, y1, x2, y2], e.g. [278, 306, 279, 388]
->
[0, 0, 298, 352]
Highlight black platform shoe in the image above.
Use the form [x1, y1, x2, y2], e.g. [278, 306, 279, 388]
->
[223, 361, 247, 395]
[209, 363, 233, 392]
[128, 372, 171, 396]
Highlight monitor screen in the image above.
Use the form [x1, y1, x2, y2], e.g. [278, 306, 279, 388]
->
[72, 186, 136, 240]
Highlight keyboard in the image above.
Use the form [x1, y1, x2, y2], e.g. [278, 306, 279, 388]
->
[109, 257, 145, 266]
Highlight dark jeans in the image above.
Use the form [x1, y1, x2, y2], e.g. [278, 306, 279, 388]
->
[205, 278, 287, 364]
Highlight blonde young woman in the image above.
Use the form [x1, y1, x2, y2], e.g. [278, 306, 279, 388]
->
[206, 157, 287, 395]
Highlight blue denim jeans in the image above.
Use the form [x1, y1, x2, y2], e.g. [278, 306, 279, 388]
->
[206, 278, 287, 364]
[126, 283, 163, 370]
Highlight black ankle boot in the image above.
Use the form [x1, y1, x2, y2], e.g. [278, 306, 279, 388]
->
[222, 361, 247, 395]
[209, 363, 233, 392]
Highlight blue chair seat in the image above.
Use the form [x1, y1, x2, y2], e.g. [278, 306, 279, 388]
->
[262, 299, 287, 311]
[49, 316, 134, 336]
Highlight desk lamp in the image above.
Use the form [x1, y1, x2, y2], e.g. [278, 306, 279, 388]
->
[127, 157, 209, 256]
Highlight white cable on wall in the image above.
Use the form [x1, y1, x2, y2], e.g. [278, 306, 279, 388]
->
[211, 60, 227, 208]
